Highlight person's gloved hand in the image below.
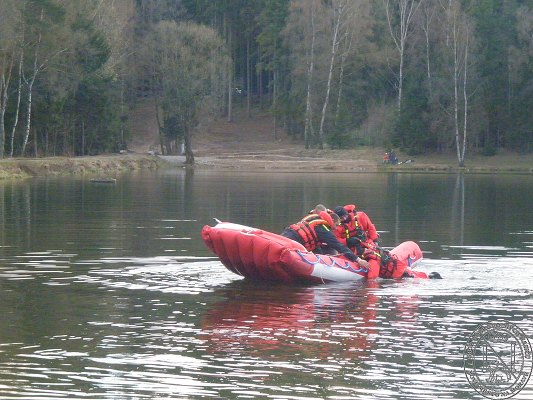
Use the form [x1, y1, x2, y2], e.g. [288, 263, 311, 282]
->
[363, 248, 378, 260]
[356, 257, 370, 269]
[365, 240, 377, 250]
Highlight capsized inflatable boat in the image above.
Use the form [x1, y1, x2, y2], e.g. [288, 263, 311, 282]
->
[201, 221, 431, 284]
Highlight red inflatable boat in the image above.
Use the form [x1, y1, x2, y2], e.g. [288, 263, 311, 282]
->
[201, 221, 430, 284]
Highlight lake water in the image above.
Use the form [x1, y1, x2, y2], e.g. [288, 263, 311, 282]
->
[0, 170, 532, 399]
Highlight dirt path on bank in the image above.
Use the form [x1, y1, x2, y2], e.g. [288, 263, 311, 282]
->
[186, 109, 387, 172]
[126, 101, 533, 173]
[184, 110, 533, 173]
[2, 107, 531, 180]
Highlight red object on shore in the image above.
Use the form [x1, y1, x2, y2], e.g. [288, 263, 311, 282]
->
[201, 221, 427, 284]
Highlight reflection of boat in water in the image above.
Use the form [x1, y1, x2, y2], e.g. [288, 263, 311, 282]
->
[201, 221, 431, 283]
[199, 280, 421, 358]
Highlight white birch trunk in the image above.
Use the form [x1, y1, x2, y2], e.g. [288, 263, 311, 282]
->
[246, 37, 251, 118]
[424, 26, 432, 97]
[304, 1, 317, 149]
[21, 8, 67, 156]
[81, 120, 85, 156]
[226, 15, 233, 123]
[318, 0, 343, 149]
[0, 57, 13, 159]
[153, 97, 165, 155]
[461, 30, 469, 166]
[22, 75, 36, 156]
[453, 13, 460, 166]
[335, 28, 354, 125]
[9, 52, 23, 157]
[227, 62, 233, 122]
[450, 2, 469, 167]
[384, 0, 421, 113]
[22, 49, 68, 156]
[273, 68, 277, 140]
[421, 4, 435, 98]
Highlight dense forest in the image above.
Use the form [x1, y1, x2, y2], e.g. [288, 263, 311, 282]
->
[0, 0, 531, 165]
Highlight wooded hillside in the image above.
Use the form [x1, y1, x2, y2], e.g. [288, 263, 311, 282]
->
[0, 0, 531, 166]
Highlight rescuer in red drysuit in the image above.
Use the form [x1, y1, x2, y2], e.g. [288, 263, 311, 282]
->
[361, 242, 437, 279]
[333, 205, 379, 256]
[281, 205, 369, 269]
[362, 247, 401, 279]
[334, 204, 403, 279]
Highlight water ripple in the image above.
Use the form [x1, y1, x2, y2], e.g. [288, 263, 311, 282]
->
[0, 252, 532, 398]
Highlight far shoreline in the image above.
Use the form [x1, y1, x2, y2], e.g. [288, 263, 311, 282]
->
[1, 149, 532, 181]
[0, 154, 164, 181]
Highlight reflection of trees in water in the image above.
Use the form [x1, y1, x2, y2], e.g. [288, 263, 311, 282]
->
[0, 184, 4, 247]
[382, 172, 470, 257]
[386, 173, 400, 245]
[451, 173, 465, 249]
[199, 280, 421, 360]
[183, 167, 194, 213]
[0, 181, 32, 251]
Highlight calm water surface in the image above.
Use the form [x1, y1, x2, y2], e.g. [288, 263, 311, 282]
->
[0, 170, 532, 399]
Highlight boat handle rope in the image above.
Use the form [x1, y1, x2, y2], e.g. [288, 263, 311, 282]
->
[295, 250, 368, 273]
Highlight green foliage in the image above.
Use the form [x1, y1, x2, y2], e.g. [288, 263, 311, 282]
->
[71, 15, 111, 73]
[392, 78, 434, 155]
[135, 0, 186, 27]
[1, 0, 532, 158]
[30, 90, 68, 155]
[181, 0, 224, 23]
[149, 20, 229, 162]
[327, 128, 357, 149]
[257, 0, 289, 71]
[161, 116, 183, 141]
[466, 0, 520, 147]
[72, 75, 124, 154]
[481, 143, 497, 156]
[151, 20, 228, 108]
[24, 0, 65, 27]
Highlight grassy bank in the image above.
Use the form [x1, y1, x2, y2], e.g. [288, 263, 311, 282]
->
[378, 150, 533, 173]
[0, 154, 168, 180]
[1, 149, 532, 181]
[191, 148, 533, 174]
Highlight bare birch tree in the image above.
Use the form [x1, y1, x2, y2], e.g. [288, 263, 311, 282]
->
[0, 55, 14, 159]
[0, 0, 21, 158]
[334, 27, 354, 126]
[90, 0, 136, 76]
[284, 0, 327, 148]
[90, 0, 136, 148]
[225, 14, 233, 123]
[449, 3, 472, 167]
[459, 28, 469, 167]
[20, 1, 67, 156]
[304, 2, 317, 149]
[439, 0, 473, 167]
[317, 0, 345, 149]
[9, 54, 23, 157]
[384, 0, 421, 113]
[286, 0, 369, 148]
[149, 21, 229, 164]
[334, 1, 371, 126]
[418, 0, 437, 98]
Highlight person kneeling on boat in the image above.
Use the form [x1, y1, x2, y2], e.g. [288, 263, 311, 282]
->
[280, 206, 369, 269]
[333, 205, 379, 256]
